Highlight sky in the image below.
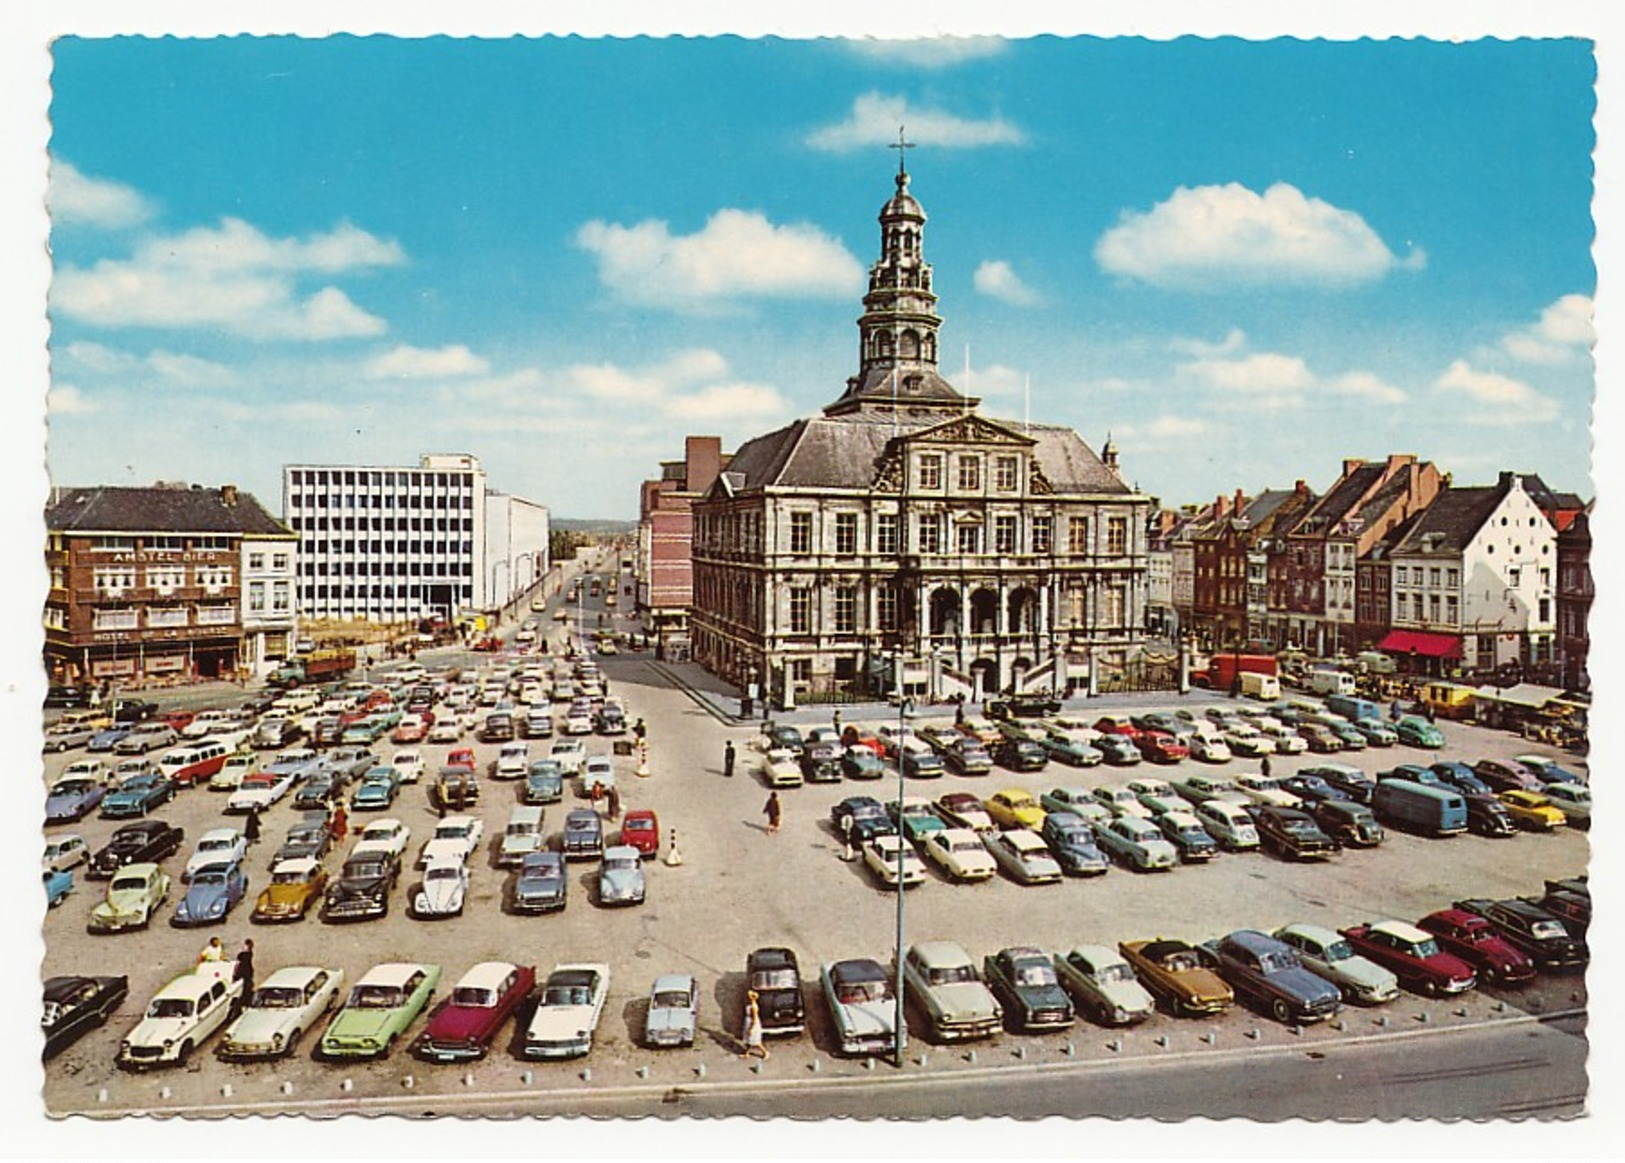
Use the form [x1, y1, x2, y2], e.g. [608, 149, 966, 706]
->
[42, 36, 1596, 519]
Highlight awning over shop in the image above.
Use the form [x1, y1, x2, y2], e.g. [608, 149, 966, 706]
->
[1471, 682, 1565, 711]
[1375, 630, 1463, 659]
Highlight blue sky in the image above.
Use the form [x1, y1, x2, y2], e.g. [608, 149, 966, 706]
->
[44, 36, 1596, 518]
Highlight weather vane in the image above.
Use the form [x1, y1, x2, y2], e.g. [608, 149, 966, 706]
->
[889, 125, 914, 176]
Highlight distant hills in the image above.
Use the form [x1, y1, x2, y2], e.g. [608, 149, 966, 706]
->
[553, 518, 636, 534]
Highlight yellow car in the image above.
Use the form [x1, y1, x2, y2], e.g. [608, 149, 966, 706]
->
[984, 788, 1046, 831]
[251, 857, 329, 922]
[1496, 790, 1566, 832]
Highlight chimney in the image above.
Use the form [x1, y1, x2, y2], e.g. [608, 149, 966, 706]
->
[1233, 488, 1245, 517]
[221, 484, 238, 506]
[1342, 458, 1365, 479]
[1215, 494, 1227, 518]
[1295, 479, 1308, 496]
[685, 435, 723, 495]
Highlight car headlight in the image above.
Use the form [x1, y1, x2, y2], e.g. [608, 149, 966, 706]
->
[272, 1033, 285, 1049]
[120, 1040, 131, 1053]
[163, 1039, 174, 1050]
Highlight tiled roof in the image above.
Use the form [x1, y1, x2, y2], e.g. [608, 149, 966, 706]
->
[46, 484, 291, 537]
[1390, 484, 1507, 556]
[1291, 463, 1386, 535]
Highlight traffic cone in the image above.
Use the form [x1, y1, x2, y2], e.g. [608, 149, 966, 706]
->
[664, 830, 683, 866]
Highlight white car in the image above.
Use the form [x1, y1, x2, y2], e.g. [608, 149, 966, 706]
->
[1091, 815, 1179, 871]
[420, 815, 484, 867]
[413, 857, 470, 918]
[1054, 945, 1156, 1026]
[862, 834, 926, 888]
[490, 742, 529, 780]
[182, 709, 239, 739]
[1234, 774, 1303, 809]
[1542, 782, 1591, 827]
[62, 758, 107, 783]
[218, 965, 345, 1061]
[1186, 731, 1233, 763]
[184, 828, 248, 883]
[43, 833, 90, 872]
[982, 828, 1064, 885]
[918, 827, 998, 882]
[390, 749, 425, 785]
[116, 962, 243, 1069]
[427, 717, 462, 744]
[1223, 724, 1275, 757]
[1257, 721, 1309, 754]
[522, 963, 611, 1059]
[550, 739, 587, 776]
[1092, 783, 1153, 819]
[210, 751, 257, 791]
[760, 748, 804, 789]
[352, 818, 412, 862]
[564, 708, 594, 735]
[583, 756, 616, 796]
[227, 767, 299, 814]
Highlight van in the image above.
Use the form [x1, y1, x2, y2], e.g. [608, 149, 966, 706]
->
[498, 805, 545, 867]
[1307, 668, 1356, 696]
[1371, 778, 1467, 837]
[158, 741, 231, 787]
[1421, 681, 1476, 721]
[1326, 695, 1384, 724]
[1239, 671, 1281, 701]
[1194, 799, 1260, 850]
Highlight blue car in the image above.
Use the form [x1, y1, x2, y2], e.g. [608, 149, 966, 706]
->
[350, 770, 400, 811]
[86, 726, 132, 753]
[44, 868, 73, 907]
[1040, 811, 1110, 876]
[99, 773, 175, 819]
[46, 777, 106, 824]
[169, 860, 248, 927]
[524, 761, 564, 805]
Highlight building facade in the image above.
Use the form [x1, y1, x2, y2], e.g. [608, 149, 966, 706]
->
[1555, 508, 1591, 692]
[44, 483, 292, 685]
[689, 166, 1151, 705]
[637, 436, 728, 659]
[483, 490, 551, 612]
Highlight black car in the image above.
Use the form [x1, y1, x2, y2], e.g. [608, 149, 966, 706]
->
[1299, 763, 1376, 805]
[1200, 930, 1342, 1025]
[831, 796, 895, 843]
[42, 974, 129, 1061]
[1531, 889, 1589, 938]
[1156, 813, 1221, 862]
[273, 812, 333, 866]
[320, 851, 399, 922]
[88, 820, 185, 879]
[983, 946, 1076, 1033]
[1453, 897, 1589, 973]
[799, 744, 843, 784]
[746, 946, 805, 1036]
[562, 809, 605, 861]
[293, 772, 339, 811]
[1429, 762, 1493, 797]
[986, 695, 1060, 720]
[1463, 793, 1518, 838]
[1252, 806, 1337, 861]
[763, 722, 803, 752]
[994, 737, 1049, 772]
[44, 685, 92, 710]
[939, 737, 993, 776]
[1309, 799, 1385, 848]
[111, 699, 159, 724]
[1279, 775, 1350, 806]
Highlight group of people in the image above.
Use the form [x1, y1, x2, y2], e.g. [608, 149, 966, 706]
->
[197, 936, 256, 994]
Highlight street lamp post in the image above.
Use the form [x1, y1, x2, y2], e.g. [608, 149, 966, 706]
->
[893, 652, 911, 1068]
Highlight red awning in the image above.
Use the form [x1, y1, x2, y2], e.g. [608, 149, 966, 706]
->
[1376, 630, 1463, 660]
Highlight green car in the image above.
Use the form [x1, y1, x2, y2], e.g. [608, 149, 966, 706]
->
[88, 862, 170, 933]
[318, 962, 441, 1059]
[1394, 716, 1444, 749]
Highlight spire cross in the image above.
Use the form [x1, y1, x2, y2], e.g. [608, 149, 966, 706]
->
[889, 125, 914, 176]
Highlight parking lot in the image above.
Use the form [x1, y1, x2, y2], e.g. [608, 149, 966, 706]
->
[38, 574, 1591, 1118]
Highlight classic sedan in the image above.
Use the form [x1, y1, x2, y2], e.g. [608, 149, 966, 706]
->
[619, 809, 660, 857]
[89, 821, 185, 880]
[170, 861, 248, 927]
[524, 760, 565, 805]
[1352, 719, 1399, 747]
[117, 963, 243, 1069]
[218, 965, 345, 1061]
[1185, 732, 1234, 764]
[1394, 716, 1445, 748]
[1134, 731, 1189, 764]
[1513, 754, 1588, 787]
[1037, 728, 1104, 767]
[512, 850, 569, 913]
[841, 744, 887, 780]
[1233, 774, 1302, 809]
[1416, 909, 1537, 985]
[1093, 736, 1143, 767]
[227, 769, 299, 815]
[982, 828, 1063, 885]
[43, 974, 130, 1061]
[355, 818, 412, 862]
[861, 833, 927, 888]
[320, 962, 442, 1060]
[983, 946, 1075, 1033]
[45, 776, 106, 825]
[1040, 811, 1111, 875]
[1311, 799, 1386, 848]
[412, 961, 536, 1062]
[522, 963, 611, 1059]
[562, 809, 605, 861]
[1092, 815, 1178, 872]
[1201, 930, 1342, 1025]
[1452, 897, 1589, 973]
[1300, 762, 1377, 804]
[1257, 721, 1309, 754]
[993, 737, 1050, 772]
[43, 833, 89, 873]
[644, 973, 700, 1049]
[1157, 812, 1220, 862]
[548, 739, 587, 776]
[1127, 777, 1193, 816]
[1497, 789, 1567, 831]
[832, 796, 897, 844]
[1038, 786, 1112, 824]
[918, 827, 999, 882]
[43, 720, 97, 753]
[1338, 920, 1477, 996]
[1053, 946, 1154, 1026]
[747, 947, 806, 1036]
[98, 773, 177, 820]
[184, 828, 248, 883]
[252, 857, 328, 922]
[902, 941, 1003, 1043]
[888, 798, 947, 845]
[1278, 774, 1347, 806]
[321, 850, 399, 922]
[350, 770, 401, 811]
[1273, 922, 1399, 1005]
[934, 791, 996, 832]
[1118, 938, 1234, 1017]
[758, 747, 804, 789]
[44, 868, 74, 907]
[273, 813, 333, 867]
[1540, 782, 1591, 829]
[984, 788, 1046, 830]
[597, 844, 647, 906]
[822, 958, 897, 1057]
[112, 722, 179, 755]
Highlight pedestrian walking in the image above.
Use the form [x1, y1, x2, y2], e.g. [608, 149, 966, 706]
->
[330, 803, 349, 844]
[243, 805, 262, 844]
[591, 781, 605, 813]
[741, 990, 768, 1059]
[832, 708, 843, 734]
[763, 791, 781, 836]
[1259, 755, 1271, 779]
[1391, 699, 1402, 721]
[235, 939, 255, 996]
[606, 784, 621, 820]
[954, 702, 966, 728]
[723, 739, 736, 779]
[1425, 702, 1436, 724]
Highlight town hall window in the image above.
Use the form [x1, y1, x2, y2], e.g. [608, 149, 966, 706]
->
[917, 513, 943, 554]
[1107, 517, 1129, 556]
[789, 588, 812, 634]
[1032, 516, 1053, 554]
[834, 513, 858, 556]
[833, 587, 857, 634]
[789, 512, 813, 554]
[956, 455, 981, 492]
[995, 455, 1019, 491]
[994, 515, 1018, 555]
[875, 513, 899, 555]
[1067, 516, 1090, 555]
[957, 523, 980, 555]
[917, 454, 943, 490]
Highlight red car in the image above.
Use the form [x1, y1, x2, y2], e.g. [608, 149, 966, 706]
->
[392, 718, 429, 744]
[1415, 909, 1536, 985]
[620, 809, 661, 857]
[1092, 715, 1142, 740]
[160, 710, 196, 733]
[447, 747, 476, 771]
[1135, 732, 1189, 764]
[1338, 920, 1478, 997]
[411, 961, 536, 1062]
[840, 725, 886, 756]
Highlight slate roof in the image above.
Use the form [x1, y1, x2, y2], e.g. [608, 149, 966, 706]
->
[1290, 463, 1387, 537]
[714, 410, 1130, 496]
[46, 485, 291, 537]
[1389, 483, 1508, 557]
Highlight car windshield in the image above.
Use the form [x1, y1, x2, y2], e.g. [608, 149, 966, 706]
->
[452, 987, 496, 1008]
[1016, 964, 1057, 987]
[251, 987, 303, 1009]
[52, 779, 95, 795]
[346, 860, 387, 878]
[624, 818, 654, 833]
[110, 875, 148, 893]
[426, 867, 460, 882]
[199, 838, 233, 852]
[653, 990, 691, 1009]
[545, 987, 591, 1007]
[837, 980, 892, 1005]
[1096, 963, 1132, 984]
[927, 965, 976, 985]
[1530, 921, 1567, 940]
[751, 969, 797, 991]
[349, 985, 403, 1009]
[1324, 940, 1355, 961]
[193, 869, 229, 886]
[149, 998, 193, 1019]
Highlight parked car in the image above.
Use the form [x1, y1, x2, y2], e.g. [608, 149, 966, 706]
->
[512, 850, 569, 914]
[1040, 811, 1112, 875]
[822, 958, 898, 1057]
[1193, 800, 1261, 851]
[217, 964, 344, 1062]
[1118, 938, 1234, 1017]
[98, 772, 177, 820]
[117, 962, 243, 1070]
[1451, 898, 1589, 973]
[1537, 782, 1590, 829]
[412, 857, 470, 919]
[170, 860, 249, 927]
[1394, 716, 1445, 749]
[597, 844, 647, 906]
[319, 962, 441, 1060]
[184, 828, 248, 883]
[862, 833, 927, 888]
[524, 760, 565, 805]
[1272, 922, 1399, 1006]
[1472, 758, 1544, 794]
[562, 808, 605, 861]
[841, 744, 887, 780]
[759, 747, 804, 789]
[1415, 909, 1537, 985]
[252, 857, 329, 922]
[984, 788, 1046, 830]
[619, 809, 661, 858]
[1200, 929, 1342, 1025]
[643, 973, 700, 1049]
[89, 820, 185, 880]
[1036, 727, 1103, 768]
[902, 940, 1003, 1043]
[1513, 754, 1588, 787]
[918, 827, 999, 882]
[746, 947, 806, 1036]
[1156, 812, 1220, 862]
[1252, 805, 1338, 861]
[43, 833, 90, 873]
[1092, 815, 1178, 871]
[982, 945, 1075, 1033]
[412, 961, 536, 1063]
[521, 963, 611, 1059]
[42, 974, 129, 1061]
[934, 791, 996, 831]
[980, 827, 1062, 884]
[800, 743, 844, 784]
[1310, 799, 1385, 848]
[993, 736, 1050, 772]
[320, 849, 399, 922]
[44, 867, 74, 907]
[831, 795, 897, 844]
[45, 776, 107, 824]
[1053, 945, 1155, 1026]
[1234, 774, 1302, 809]
[1496, 789, 1567, 831]
[354, 818, 412, 862]
[1337, 920, 1477, 996]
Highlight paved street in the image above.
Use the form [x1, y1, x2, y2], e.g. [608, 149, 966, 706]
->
[39, 555, 1590, 1120]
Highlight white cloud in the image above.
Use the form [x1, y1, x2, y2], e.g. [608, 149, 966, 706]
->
[964, 363, 1025, 398]
[48, 161, 155, 229]
[663, 381, 788, 422]
[1120, 415, 1214, 441]
[1169, 328, 1247, 358]
[365, 344, 490, 380]
[1326, 370, 1407, 405]
[50, 217, 402, 340]
[1179, 352, 1315, 397]
[52, 341, 233, 388]
[1500, 294, 1595, 365]
[844, 38, 1007, 68]
[576, 210, 862, 310]
[147, 350, 235, 387]
[1095, 182, 1423, 289]
[805, 92, 1026, 153]
[1434, 359, 1560, 424]
[973, 260, 1040, 305]
[46, 384, 94, 414]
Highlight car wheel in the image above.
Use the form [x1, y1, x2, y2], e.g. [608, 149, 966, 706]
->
[177, 1039, 193, 1065]
[285, 1028, 302, 1056]
[1272, 998, 1292, 1024]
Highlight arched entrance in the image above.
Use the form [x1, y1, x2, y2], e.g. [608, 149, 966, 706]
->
[969, 588, 999, 636]
[929, 587, 961, 637]
[1007, 587, 1039, 635]
[969, 658, 999, 701]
